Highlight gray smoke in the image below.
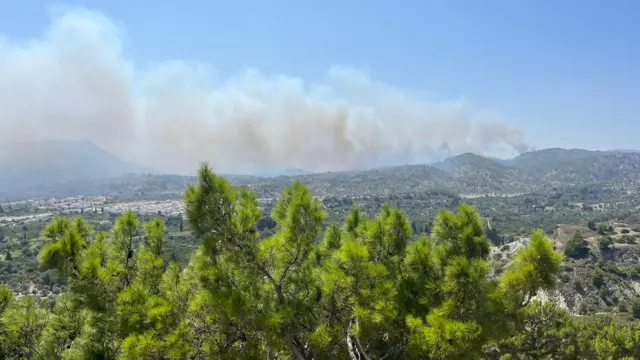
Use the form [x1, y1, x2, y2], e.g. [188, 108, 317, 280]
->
[0, 8, 533, 175]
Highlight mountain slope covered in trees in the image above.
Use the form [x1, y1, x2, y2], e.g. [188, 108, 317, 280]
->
[6, 147, 640, 201]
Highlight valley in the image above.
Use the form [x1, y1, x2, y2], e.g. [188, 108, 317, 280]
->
[1, 146, 640, 358]
[2, 147, 640, 323]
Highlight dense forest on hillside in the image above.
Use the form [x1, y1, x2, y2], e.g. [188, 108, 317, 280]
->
[0, 164, 638, 359]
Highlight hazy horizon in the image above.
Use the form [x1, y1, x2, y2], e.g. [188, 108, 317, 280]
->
[1, 2, 638, 174]
[4, 137, 629, 178]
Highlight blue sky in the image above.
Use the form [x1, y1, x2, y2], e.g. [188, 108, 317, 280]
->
[0, 0, 639, 172]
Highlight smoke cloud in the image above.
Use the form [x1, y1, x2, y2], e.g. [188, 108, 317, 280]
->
[0, 8, 532, 175]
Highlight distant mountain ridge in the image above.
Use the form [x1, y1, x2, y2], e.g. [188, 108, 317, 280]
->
[239, 148, 640, 198]
[0, 140, 149, 193]
[252, 167, 312, 178]
[609, 148, 640, 153]
[4, 142, 640, 200]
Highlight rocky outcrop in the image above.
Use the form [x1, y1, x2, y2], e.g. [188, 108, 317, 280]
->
[492, 223, 640, 317]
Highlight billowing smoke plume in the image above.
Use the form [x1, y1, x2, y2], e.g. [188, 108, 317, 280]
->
[0, 8, 532, 175]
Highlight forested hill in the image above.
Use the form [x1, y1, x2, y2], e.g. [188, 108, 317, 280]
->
[5, 147, 640, 200]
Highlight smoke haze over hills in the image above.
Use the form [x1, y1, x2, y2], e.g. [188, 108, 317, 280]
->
[0, 7, 533, 175]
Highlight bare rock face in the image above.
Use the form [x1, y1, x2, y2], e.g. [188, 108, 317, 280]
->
[533, 289, 571, 313]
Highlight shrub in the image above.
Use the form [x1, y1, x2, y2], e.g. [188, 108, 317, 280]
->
[618, 302, 628, 312]
[611, 294, 619, 304]
[603, 264, 627, 278]
[598, 287, 611, 300]
[632, 297, 640, 319]
[565, 232, 589, 258]
[597, 223, 609, 235]
[578, 302, 589, 315]
[592, 270, 605, 289]
[614, 237, 626, 244]
[621, 228, 630, 234]
[629, 264, 640, 278]
[598, 236, 613, 250]
[622, 235, 636, 244]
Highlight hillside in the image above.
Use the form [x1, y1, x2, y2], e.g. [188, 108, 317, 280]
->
[433, 152, 534, 195]
[5, 147, 640, 200]
[0, 140, 149, 194]
[246, 148, 640, 198]
[2, 151, 640, 336]
[510, 149, 640, 186]
[4, 147, 640, 239]
[492, 222, 640, 318]
[5, 147, 640, 235]
[1, 162, 638, 359]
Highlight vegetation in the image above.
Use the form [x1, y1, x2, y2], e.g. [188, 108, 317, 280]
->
[564, 232, 589, 258]
[0, 163, 638, 359]
[0, 210, 192, 293]
[599, 236, 613, 250]
[7, 147, 640, 201]
[633, 297, 640, 320]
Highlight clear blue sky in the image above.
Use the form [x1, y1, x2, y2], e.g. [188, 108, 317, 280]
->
[1, 0, 639, 151]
